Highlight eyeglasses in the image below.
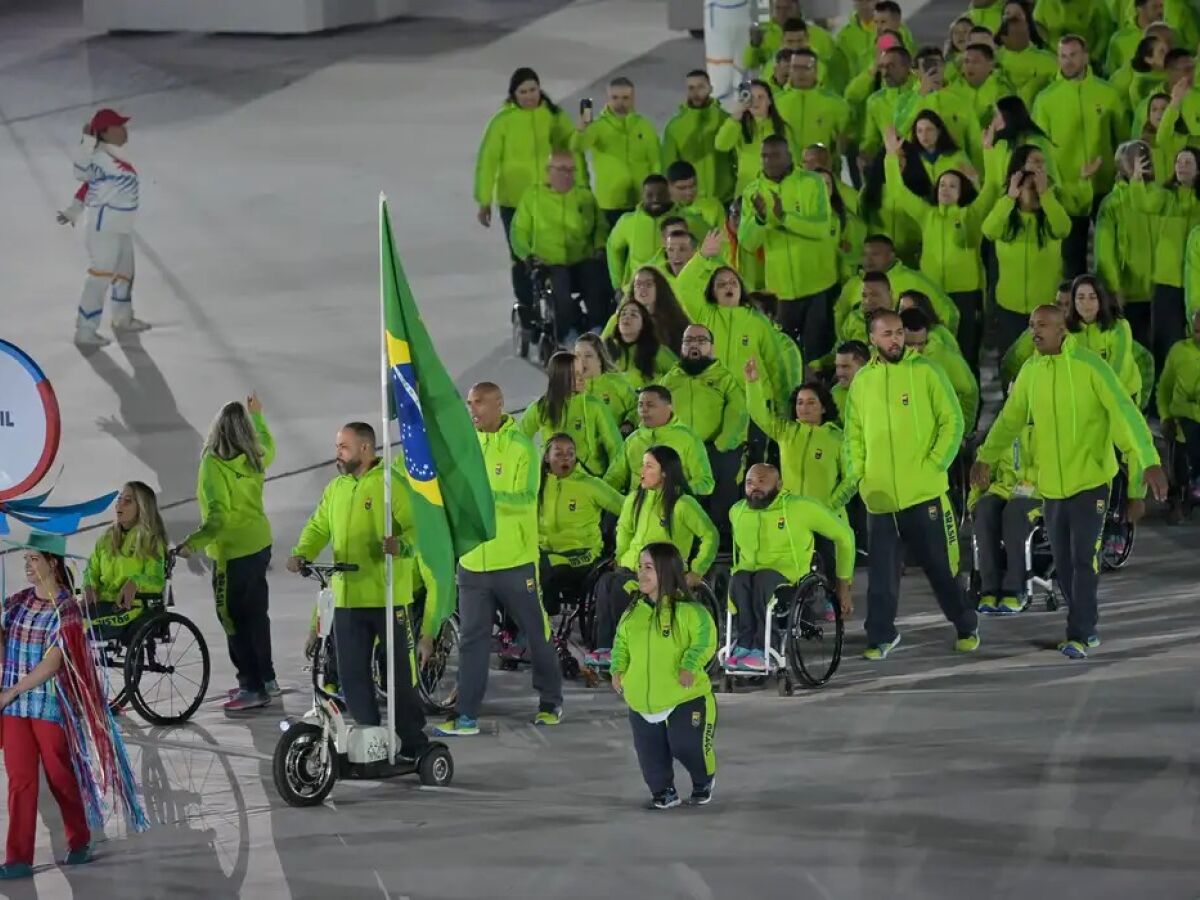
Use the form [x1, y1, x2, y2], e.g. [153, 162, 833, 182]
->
[681, 336, 712, 344]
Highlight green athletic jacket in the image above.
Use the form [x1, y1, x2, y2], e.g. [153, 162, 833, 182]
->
[1131, 180, 1200, 288]
[716, 115, 788, 196]
[610, 595, 716, 715]
[982, 194, 1073, 315]
[949, 71, 1018, 128]
[292, 459, 425, 610]
[1157, 336, 1200, 422]
[474, 101, 577, 209]
[834, 261, 961, 336]
[518, 392, 623, 482]
[776, 86, 851, 156]
[607, 204, 704, 288]
[978, 335, 1160, 499]
[83, 528, 166, 600]
[737, 168, 839, 297]
[1095, 181, 1156, 303]
[743, 20, 845, 87]
[966, 1, 1005, 31]
[995, 46, 1060, 109]
[860, 180, 922, 265]
[833, 349, 965, 513]
[609, 342, 679, 389]
[971, 422, 1040, 505]
[538, 468, 624, 568]
[1073, 319, 1141, 399]
[660, 359, 748, 451]
[459, 416, 540, 572]
[894, 87, 984, 167]
[661, 100, 736, 203]
[746, 378, 846, 509]
[608, 415, 715, 496]
[614, 490, 718, 575]
[582, 372, 639, 430]
[510, 184, 607, 265]
[1032, 72, 1130, 197]
[861, 77, 918, 157]
[1185, 225, 1200, 321]
[1000, 328, 1034, 388]
[570, 107, 662, 211]
[730, 492, 855, 582]
[183, 411, 275, 563]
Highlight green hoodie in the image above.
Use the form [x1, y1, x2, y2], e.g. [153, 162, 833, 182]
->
[1131, 180, 1200, 288]
[183, 411, 274, 562]
[660, 359, 749, 452]
[474, 101, 577, 209]
[608, 416, 715, 496]
[949, 71, 1019, 128]
[978, 335, 1160, 499]
[861, 77, 918, 157]
[833, 350, 965, 513]
[582, 372, 639, 431]
[608, 342, 678, 389]
[1033, 0, 1115, 66]
[83, 527, 166, 600]
[615, 489, 718, 575]
[715, 114, 788, 196]
[982, 193, 1073, 315]
[885, 155, 998, 294]
[746, 378, 846, 509]
[610, 594, 716, 715]
[538, 467, 624, 568]
[292, 459, 427, 613]
[921, 332, 981, 428]
[1186, 225, 1200, 321]
[1032, 72, 1130, 197]
[776, 86, 851, 157]
[570, 107, 662, 211]
[661, 100, 736, 202]
[1157, 335, 1200, 422]
[894, 87, 984, 167]
[1073, 319, 1141, 398]
[518, 392, 623, 482]
[1095, 181, 1156, 303]
[737, 168, 839, 298]
[510, 184, 607, 265]
[834, 261, 961, 337]
[730, 492, 855, 582]
[995, 46, 1060, 109]
[606, 204, 704, 288]
[459, 416, 540, 572]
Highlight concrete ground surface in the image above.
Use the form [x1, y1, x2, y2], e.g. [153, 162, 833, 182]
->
[1, 0, 1198, 897]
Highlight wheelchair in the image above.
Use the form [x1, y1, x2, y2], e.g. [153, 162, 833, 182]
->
[716, 568, 844, 696]
[1100, 466, 1135, 572]
[967, 509, 1059, 613]
[1164, 428, 1196, 522]
[512, 263, 564, 369]
[88, 552, 211, 725]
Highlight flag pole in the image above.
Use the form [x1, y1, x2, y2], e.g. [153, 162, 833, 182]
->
[379, 192, 397, 765]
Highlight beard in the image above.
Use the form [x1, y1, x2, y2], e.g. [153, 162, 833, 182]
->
[336, 458, 361, 476]
[679, 356, 713, 376]
[747, 487, 779, 509]
[879, 344, 905, 363]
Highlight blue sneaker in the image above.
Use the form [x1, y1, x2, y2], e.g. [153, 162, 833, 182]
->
[1058, 640, 1087, 660]
[1085, 634, 1101, 649]
[433, 715, 480, 736]
[0, 864, 33, 880]
[648, 787, 682, 810]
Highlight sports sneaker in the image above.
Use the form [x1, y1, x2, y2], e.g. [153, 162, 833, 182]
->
[264, 679, 282, 697]
[532, 707, 562, 727]
[862, 634, 901, 661]
[74, 329, 111, 347]
[62, 845, 93, 866]
[976, 594, 998, 614]
[223, 689, 269, 711]
[499, 635, 528, 661]
[1058, 640, 1087, 660]
[688, 777, 715, 806]
[0, 863, 33, 880]
[648, 787, 682, 810]
[740, 649, 767, 671]
[433, 715, 480, 736]
[112, 317, 151, 333]
[722, 647, 743, 669]
[584, 648, 611, 668]
[1103, 533, 1127, 558]
[955, 631, 981, 653]
[995, 595, 1026, 615]
[821, 600, 837, 622]
[1085, 634, 1101, 649]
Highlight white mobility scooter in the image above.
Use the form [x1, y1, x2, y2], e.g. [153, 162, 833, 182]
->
[273, 562, 454, 807]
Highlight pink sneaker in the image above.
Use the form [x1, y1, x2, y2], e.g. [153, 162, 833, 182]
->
[584, 648, 611, 667]
[223, 690, 269, 711]
[822, 600, 837, 622]
[740, 650, 767, 671]
[723, 648, 743, 669]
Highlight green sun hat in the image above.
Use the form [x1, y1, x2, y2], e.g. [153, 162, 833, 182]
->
[3, 532, 68, 557]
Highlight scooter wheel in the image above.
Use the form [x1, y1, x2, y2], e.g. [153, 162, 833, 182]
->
[273, 722, 336, 807]
[418, 743, 454, 787]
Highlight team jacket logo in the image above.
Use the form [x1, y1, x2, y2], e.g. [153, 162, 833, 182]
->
[364, 498, 373, 510]
[525, 577, 536, 593]
[777, 517, 786, 529]
[814, 448, 823, 460]
[573, 419, 583, 430]
[1096, 499, 1106, 514]
[661, 626, 672, 637]
[659, 517, 669, 527]
[568, 499, 578, 512]
[691, 710, 702, 727]
[901, 393, 910, 406]
[494, 463, 503, 476]
[928, 504, 938, 521]
[741, 334, 750, 346]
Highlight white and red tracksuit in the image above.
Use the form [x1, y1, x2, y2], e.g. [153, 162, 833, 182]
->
[64, 137, 140, 334]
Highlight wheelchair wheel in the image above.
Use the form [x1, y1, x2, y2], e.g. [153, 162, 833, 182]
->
[537, 334, 557, 369]
[95, 637, 133, 714]
[1101, 522, 1135, 571]
[125, 612, 211, 725]
[417, 615, 460, 715]
[692, 582, 722, 675]
[273, 722, 337, 807]
[511, 307, 530, 359]
[786, 576, 843, 688]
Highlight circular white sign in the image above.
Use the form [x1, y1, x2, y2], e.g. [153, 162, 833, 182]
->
[0, 340, 60, 501]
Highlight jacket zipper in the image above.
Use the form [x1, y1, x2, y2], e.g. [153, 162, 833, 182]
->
[1051, 363, 1065, 491]
[884, 366, 899, 503]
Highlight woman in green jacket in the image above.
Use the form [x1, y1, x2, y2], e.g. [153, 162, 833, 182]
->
[474, 68, 577, 313]
[574, 333, 638, 434]
[1096, 140, 1158, 347]
[1065, 274, 1142, 399]
[605, 299, 678, 389]
[981, 160, 1072, 364]
[611, 541, 717, 809]
[520, 351, 623, 482]
[177, 393, 277, 711]
[906, 110, 975, 184]
[589, 446, 717, 663]
[600, 267, 691, 353]
[714, 81, 789, 196]
[83, 481, 168, 638]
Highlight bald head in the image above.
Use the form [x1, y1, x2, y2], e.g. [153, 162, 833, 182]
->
[1030, 305, 1067, 355]
[467, 382, 504, 432]
[547, 149, 577, 192]
[745, 463, 781, 507]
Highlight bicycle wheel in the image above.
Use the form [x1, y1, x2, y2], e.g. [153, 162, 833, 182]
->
[417, 615, 459, 715]
[786, 576, 843, 688]
[126, 612, 211, 725]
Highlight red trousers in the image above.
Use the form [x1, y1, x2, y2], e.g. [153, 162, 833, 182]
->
[2, 716, 91, 865]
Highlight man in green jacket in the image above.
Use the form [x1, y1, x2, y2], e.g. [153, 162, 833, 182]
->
[834, 311, 979, 660]
[608, 385, 715, 496]
[571, 77, 662, 226]
[662, 324, 749, 547]
[606, 175, 702, 289]
[510, 150, 611, 338]
[288, 422, 430, 760]
[776, 50, 852, 156]
[894, 48, 984, 168]
[661, 70, 735, 204]
[437, 383, 563, 735]
[727, 464, 854, 671]
[972, 306, 1168, 659]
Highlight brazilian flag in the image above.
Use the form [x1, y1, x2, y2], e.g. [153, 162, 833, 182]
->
[381, 197, 495, 627]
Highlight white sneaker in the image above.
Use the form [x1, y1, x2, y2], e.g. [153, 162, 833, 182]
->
[112, 317, 151, 333]
[74, 329, 111, 347]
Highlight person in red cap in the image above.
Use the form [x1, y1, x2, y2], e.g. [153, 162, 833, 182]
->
[57, 108, 147, 347]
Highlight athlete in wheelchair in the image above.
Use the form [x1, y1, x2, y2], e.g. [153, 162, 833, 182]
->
[509, 149, 612, 366]
[1158, 309, 1200, 523]
[83, 481, 210, 724]
[720, 464, 852, 693]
